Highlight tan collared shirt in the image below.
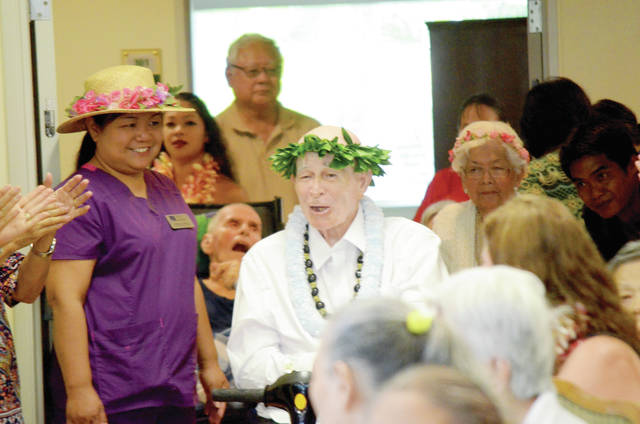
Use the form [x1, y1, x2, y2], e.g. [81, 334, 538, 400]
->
[217, 102, 320, 219]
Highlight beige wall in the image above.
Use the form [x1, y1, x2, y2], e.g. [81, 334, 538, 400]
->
[0, 18, 11, 328]
[0, 15, 8, 185]
[555, 0, 640, 114]
[52, 0, 189, 178]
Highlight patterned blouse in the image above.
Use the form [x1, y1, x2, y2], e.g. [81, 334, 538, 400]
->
[152, 152, 220, 204]
[0, 253, 24, 424]
[518, 151, 584, 219]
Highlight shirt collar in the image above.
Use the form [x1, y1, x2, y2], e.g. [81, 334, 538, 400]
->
[227, 102, 295, 136]
[308, 205, 365, 269]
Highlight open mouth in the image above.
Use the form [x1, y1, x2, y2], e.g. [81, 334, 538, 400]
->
[232, 242, 249, 253]
[130, 147, 151, 153]
[310, 206, 329, 213]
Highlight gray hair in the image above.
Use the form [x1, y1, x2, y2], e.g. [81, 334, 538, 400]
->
[434, 266, 555, 400]
[226, 33, 283, 68]
[608, 240, 640, 271]
[450, 121, 529, 176]
[420, 199, 456, 227]
[323, 298, 453, 401]
[378, 365, 503, 424]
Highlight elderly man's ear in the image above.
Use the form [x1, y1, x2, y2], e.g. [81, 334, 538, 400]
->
[356, 171, 373, 193]
[201, 233, 214, 256]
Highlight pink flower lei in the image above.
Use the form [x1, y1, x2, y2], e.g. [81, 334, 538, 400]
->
[448, 130, 530, 164]
[65, 82, 180, 118]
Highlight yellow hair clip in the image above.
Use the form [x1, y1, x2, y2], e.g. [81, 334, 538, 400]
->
[406, 310, 433, 335]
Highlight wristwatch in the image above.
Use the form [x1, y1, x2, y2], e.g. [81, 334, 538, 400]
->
[30, 237, 56, 258]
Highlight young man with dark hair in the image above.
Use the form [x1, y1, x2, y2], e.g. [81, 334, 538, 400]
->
[560, 117, 640, 260]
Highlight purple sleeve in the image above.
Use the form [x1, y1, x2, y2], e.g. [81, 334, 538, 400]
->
[52, 197, 104, 260]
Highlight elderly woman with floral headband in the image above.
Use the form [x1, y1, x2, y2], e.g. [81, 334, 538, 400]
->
[227, 125, 448, 423]
[46, 65, 228, 424]
[431, 121, 530, 273]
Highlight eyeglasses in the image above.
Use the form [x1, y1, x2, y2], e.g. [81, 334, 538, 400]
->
[229, 64, 281, 79]
[464, 166, 511, 180]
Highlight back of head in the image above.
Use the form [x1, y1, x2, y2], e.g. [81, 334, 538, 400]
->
[484, 194, 607, 306]
[609, 239, 640, 272]
[421, 199, 456, 228]
[324, 298, 452, 400]
[435, 265, 555, 399]
[458, 93, 506, 130]
[484, 195, 640, 352]
[520, 77, 591, 158]
[378, 364, 503, 424]
[593, 99, 638, 128]
[593, 99, 640, 150]
[560, 115, 638, 179]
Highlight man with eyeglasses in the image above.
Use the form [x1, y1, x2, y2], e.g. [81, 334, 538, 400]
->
[217, 34, 320, 218]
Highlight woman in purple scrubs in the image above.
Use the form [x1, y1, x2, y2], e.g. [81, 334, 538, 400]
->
[46, 65, 227, 424]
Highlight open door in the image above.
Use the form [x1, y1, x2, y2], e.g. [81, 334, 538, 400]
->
[0, 1, 60, 423]
[427, 18, 529, 171]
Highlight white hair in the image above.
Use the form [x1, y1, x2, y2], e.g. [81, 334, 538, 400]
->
[450, 121, 528, 176]
[323, 298, 454, 402]
[226, 33, 282, 68]
[434, 265, 555, 400]
[420, 199, 456, 227]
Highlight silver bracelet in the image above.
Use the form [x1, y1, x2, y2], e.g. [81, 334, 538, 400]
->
[30, 237, 56, 258]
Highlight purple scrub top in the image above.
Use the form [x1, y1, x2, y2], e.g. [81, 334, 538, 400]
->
[53, 165, 198, 414]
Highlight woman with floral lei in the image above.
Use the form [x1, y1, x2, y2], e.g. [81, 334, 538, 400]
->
[153, 92, 248, 204]
[483, 194, 640, 404]
[47, 66, 228, 424]
[431, 120, 530, 273]
[227, 125, 448, 423]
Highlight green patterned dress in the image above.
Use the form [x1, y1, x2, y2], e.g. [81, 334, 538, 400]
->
[519, 151, 583, 219]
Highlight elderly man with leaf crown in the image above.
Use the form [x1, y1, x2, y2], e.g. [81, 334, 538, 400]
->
[227, 125, 448, 423]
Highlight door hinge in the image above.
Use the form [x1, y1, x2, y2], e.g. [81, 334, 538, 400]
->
[30, 0, 52, 21]
[528, 0, 543, 33]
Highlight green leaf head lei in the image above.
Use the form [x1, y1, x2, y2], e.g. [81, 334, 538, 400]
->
[269, 128, 391, 185]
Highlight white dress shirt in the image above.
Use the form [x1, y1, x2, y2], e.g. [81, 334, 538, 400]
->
[227, 206, 448, 422]
[522, 391, 587, 424]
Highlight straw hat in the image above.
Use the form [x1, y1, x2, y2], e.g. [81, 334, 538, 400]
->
[57, 65, 193, 133]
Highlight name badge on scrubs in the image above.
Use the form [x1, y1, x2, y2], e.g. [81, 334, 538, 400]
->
[165, 214, 195, 230]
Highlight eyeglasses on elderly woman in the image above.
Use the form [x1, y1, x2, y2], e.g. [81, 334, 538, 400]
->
[463, 165, 511, 180]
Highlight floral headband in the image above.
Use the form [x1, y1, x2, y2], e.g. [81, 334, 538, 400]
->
[65, 83, 181, 118]
[448, 130, 531, 164]
[269, 128, 391, 180]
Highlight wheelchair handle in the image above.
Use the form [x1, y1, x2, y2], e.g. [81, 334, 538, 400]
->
[210, 371, 316, 424]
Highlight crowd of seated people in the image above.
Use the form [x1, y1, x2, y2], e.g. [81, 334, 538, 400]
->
[3, 23, 640, 424]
